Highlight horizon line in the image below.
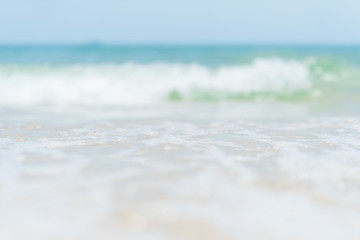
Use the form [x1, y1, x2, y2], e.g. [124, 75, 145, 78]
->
[1, 42, 360, 47]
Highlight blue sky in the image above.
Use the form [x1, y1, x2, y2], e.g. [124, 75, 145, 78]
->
[0, 0, 359, 44]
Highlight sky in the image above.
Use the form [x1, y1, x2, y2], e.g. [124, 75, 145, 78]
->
[0, 0, 359, 44]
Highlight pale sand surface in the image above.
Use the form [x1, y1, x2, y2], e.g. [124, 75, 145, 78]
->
[1, 117, 360, 239]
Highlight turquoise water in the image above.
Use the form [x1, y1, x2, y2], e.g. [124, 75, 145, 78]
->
[2, 45, 360, 66]
[0, 45, 360, 109]
[0, 44, 360, 117]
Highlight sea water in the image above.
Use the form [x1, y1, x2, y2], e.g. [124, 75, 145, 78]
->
[1, 45, 360, 240]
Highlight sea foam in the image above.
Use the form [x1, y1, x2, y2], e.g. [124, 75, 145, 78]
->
[0, 58, 311, 106]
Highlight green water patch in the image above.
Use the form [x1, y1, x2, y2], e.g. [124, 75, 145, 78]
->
[308, 57, 360, 102]
[167, 57, 360, 103]
[167, 89, 314, 103]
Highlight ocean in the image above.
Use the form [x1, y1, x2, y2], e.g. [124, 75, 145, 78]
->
[1, 45, 360, 240]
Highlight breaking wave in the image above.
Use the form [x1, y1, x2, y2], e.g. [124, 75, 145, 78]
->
[0, 58, 356, 106]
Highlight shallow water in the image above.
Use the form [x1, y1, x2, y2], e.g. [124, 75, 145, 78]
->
[2, 113, 360, 240]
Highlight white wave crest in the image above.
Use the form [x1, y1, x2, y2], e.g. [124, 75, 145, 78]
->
[0, 58, 311, 106]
